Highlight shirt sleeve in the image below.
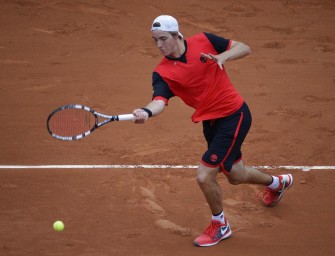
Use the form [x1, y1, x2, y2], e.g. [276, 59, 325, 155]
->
[204, 32, 231, 53]
[152, 72, 175, 103]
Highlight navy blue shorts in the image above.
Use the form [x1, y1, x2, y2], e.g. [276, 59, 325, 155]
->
[201, 102, 252, 175]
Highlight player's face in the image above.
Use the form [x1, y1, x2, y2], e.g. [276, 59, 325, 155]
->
[152, 30, 179, 57]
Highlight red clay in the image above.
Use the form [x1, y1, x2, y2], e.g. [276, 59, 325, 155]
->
[0, 1, 334, 255]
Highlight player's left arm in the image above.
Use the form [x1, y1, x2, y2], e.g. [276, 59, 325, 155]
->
[219, 40, 251, 62]
[201, 39, 251, 70]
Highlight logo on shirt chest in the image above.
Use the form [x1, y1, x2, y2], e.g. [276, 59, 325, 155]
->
[200, 56, 207, 63]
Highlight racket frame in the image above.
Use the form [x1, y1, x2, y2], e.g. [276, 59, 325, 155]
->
[47, 104, 133, 141]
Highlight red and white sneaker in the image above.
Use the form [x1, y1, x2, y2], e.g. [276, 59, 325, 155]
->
[259, 174, 293, 207]
[194, 219, 232, 247]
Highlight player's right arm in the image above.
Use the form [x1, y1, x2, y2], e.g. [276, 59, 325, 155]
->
[133, 99, 166, 124]
[133, 71, 174, 124]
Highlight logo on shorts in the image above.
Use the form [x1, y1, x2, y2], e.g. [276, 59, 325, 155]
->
[210, 154, 218, 162]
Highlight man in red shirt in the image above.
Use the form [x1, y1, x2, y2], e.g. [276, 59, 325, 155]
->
[132, 15, 293, 247]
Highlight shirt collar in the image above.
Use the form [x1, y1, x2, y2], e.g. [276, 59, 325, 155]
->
[165, 40, 187, 63]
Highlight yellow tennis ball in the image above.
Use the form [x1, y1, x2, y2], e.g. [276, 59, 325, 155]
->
[53, 220, 65, 232]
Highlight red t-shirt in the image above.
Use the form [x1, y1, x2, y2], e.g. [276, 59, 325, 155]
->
[153, 33, 244, 122]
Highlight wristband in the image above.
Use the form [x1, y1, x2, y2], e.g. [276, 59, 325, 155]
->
[141, 108, 153, 117]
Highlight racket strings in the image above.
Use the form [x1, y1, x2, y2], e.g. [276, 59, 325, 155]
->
[48, 108, 96, 137]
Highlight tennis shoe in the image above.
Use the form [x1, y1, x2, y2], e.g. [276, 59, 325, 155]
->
[259, 174, 293, 207]
[194, 218, 232, 247]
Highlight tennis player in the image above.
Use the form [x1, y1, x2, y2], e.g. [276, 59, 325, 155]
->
[132, 15, 293, 247]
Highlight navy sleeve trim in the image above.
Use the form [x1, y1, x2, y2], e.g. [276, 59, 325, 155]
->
[204, 32, 230, 53]
[152, 72, 175, 100]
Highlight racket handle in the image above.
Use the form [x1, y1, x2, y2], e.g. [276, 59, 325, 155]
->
[118, 114, 134, 121]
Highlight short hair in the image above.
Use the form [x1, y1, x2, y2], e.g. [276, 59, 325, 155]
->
[169, 32, 183, 40]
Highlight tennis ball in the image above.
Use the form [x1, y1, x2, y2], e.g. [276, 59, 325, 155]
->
[53, 220, 65, 232]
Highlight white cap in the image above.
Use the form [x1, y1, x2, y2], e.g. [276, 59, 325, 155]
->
[151, 15, 183, 38]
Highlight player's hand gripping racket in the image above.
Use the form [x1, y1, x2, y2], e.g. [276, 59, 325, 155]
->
[47, 104, 134, 141]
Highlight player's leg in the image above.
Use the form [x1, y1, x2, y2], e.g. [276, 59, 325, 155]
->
[228, 158, 293, 207]
[196, 164, 222, 214]
[228, 159, 272, 185]
[193, 105, 248, 247]
[194, 163, 231, 247]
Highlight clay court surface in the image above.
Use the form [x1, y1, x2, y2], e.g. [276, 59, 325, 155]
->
[0, 0, 334, 255]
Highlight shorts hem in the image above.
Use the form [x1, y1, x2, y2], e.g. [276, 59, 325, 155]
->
[219, 157, 243, 176]
[200, 160, 220, 169]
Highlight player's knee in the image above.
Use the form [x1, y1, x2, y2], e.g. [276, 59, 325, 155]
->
[196, 171, 209, 186]
[196, 168, 216, 186]
[222, 163, 241, 185]
[227, 175, 243, 185]
[227, 164, 247, 185]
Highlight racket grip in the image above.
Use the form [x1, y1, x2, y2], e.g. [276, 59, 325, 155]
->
[118, 114, 134, 121]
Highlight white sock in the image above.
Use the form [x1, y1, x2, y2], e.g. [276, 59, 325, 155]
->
[267, 176, 280, 190]
[212, 211, 225, 223]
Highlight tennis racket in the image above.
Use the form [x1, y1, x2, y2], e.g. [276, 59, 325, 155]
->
[47, 104, 134, 141]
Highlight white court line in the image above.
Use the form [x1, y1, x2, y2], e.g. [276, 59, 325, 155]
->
[0, 165, 334, 171]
